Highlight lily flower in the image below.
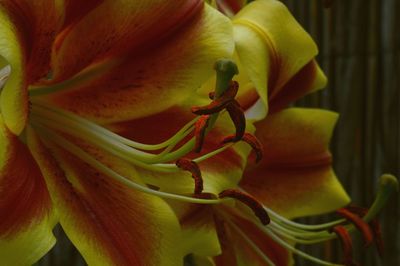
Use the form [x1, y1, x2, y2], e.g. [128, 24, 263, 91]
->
[172, 1, 399, 265]
[0, 1, 253, 265]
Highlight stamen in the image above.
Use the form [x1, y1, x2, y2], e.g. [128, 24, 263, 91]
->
[194, 115, 211, 153]
[226, 100, 246, 141]
[194, 192, 218, 199]
[30, 123, 223, 204]
[336, 208, 373, 247]
[370, 219, 384, 258]
[222, 133, 263, 163]
[345, 206, 385, 258]
[176, 158, 203, 195]
[219, 189, 270, 225]
[191, 81, 239, 115]
[332, 226, 358, 266]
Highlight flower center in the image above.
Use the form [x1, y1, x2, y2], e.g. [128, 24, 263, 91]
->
[1, 61, 397, 266]
[16, 59, 259, 208]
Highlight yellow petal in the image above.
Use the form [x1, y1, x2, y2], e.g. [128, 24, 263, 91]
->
[45, 4, 234, 124]
[169, 202, 221, 257]
[0, 117, 55, 265]
[27, 129, 184, 266]
[233, 0, 325, 115]
[0, 1, 62, 134]
[241, 108, 350, 219]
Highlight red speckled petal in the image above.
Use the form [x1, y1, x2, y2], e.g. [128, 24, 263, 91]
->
[233, 0, 326, 116]
[27, 129, 183, 266]
[0, 118, 55, 265]
[0, 0, 62, 133]
[45, 4, 234, 124]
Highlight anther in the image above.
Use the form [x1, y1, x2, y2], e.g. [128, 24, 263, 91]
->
[226, 101, 246, 141]
[222, 133, 264, 163]
[336, 208, 374, 247]
[176, 158, 203, 195]
[194, 115, 211, 153]
[345, 206, 385, 258]
[218, 189, 270, 225]
[370, 219, 384, 257]
[191, 81, 239, 115]
[331, 226, 358, 266]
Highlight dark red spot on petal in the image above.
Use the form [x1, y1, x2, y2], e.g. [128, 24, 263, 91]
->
[219, 189, 270, 225]
[176, 158, 203, 194]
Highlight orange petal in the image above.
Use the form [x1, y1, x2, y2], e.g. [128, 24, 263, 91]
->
[46, 4, 233, 124]
[269, 60, 327, 113]
[0, 1, 62, 134]
[241, 108, 350, 219]
[61, 0, 103, 29]
[51, 1, 228, 80]
[27, 129, 183, 266]
[0, 118, 55, 265]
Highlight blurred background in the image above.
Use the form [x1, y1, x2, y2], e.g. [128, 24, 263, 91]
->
[282, 0, 400, 265]
[36, 0, 399, 265]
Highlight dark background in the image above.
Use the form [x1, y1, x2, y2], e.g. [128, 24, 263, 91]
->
[282, 0, 400, 265]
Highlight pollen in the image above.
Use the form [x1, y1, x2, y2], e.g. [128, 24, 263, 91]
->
[218, 189, 270, 225]
[336, 207, 374, 247]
